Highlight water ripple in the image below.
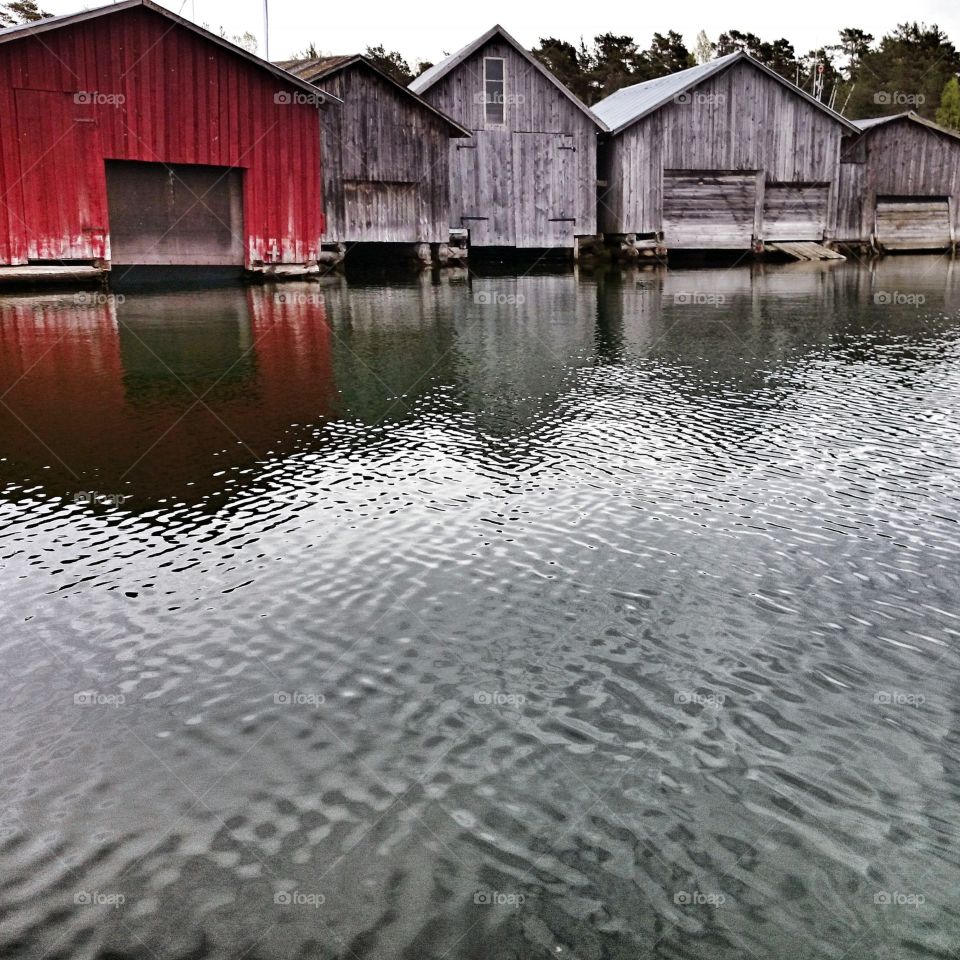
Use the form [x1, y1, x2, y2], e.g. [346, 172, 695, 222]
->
[1, 261, 959, 958]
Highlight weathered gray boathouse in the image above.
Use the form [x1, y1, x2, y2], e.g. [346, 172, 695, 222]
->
[281, 54, 471, 261]
[409, 25, 606, 252]
[835, 112, 960, 252]
[593, 52, 859, 257]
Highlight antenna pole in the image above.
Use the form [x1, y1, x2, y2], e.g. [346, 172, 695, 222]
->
[263, 0, 269, 60]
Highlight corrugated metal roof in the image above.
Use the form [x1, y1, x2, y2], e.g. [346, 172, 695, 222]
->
[852, 111, 960, 141]
[852, 115, 903, 131]
[591, 53, 740, 132]
[409, 24, 606, 130]
[593, 50, 858, 135]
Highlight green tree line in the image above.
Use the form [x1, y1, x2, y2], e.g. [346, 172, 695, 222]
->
[357, 23, 960, 130]
[4, 0, 960, 130]
[528, 24, 960, 127]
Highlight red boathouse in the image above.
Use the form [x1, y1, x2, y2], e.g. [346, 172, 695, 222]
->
[0, 0, 331, 280]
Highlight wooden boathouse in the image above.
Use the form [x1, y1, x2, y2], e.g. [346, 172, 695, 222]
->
[409, 25, 606, 253]
[593, 52, 859, 257]
[0, 0, 332, 283]
[835, 112, 960, 252]
[279, 54, 471, 263]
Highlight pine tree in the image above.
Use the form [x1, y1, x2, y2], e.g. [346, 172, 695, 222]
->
[0, 0, 51, 26]
[936, 75, 960, 129]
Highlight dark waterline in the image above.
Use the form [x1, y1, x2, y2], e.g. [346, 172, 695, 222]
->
[1, 258, 959, 959]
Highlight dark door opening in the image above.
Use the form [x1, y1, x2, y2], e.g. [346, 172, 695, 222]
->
[105, 161, 244, 268]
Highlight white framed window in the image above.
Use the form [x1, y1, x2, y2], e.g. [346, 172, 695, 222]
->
[483, 57, 506, 125]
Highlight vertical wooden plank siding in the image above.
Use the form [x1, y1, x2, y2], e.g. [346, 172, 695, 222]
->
[835, 118, 960, 244]
[418, 38, 598, 248]
[602, 60, 844, 243]
[0, 6, 324, 267]
[318, 63, 455, 244]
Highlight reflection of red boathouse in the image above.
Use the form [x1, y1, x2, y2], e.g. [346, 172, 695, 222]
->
[0, 287, 338, 504]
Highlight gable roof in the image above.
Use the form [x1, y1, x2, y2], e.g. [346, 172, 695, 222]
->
[0, 0, 339, 104]
[853, 111, 960, 142]
[279, 53, 471, 137]
[593, 51, 858, 136]
[277, 55, 356, 77]
[409, 24, 607, 131]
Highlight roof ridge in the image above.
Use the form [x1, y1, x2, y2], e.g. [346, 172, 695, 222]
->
[0, 0, 342, 103]
[593, 50, 857, 135]
[409, 24, 606, 130]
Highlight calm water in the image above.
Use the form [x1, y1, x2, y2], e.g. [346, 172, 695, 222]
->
[2, 259, 960, 959]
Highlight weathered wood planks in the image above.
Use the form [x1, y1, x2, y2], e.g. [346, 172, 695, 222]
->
[310, 60, 464, 245]
[411, 28, 603, 249]
[596, 56, 852, 251]
[837, 115, 960, 250]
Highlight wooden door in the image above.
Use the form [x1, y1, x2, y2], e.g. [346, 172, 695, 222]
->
[662, 171, 757, 249]
[511, 132, 577, 249]
[835, 163, 866, 242]
[105, 161, 244, 266]
[451, 133, 515, 247]
[876, 197, 952, 250]
[14, 89, 108, 261]
[342, 180, 419, 242]
[763, 183, 830, 241]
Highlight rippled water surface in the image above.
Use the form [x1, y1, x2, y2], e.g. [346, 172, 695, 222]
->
[2, 259, 960, 959]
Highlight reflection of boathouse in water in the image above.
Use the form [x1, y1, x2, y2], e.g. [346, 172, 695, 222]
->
[0, 288, 338, 505]
[1, 260, 959, 509]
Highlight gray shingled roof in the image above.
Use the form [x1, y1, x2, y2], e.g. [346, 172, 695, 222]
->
[277, 55, 357, 81]
[279, 53, 471, 136]
[593, 50, 858, 136]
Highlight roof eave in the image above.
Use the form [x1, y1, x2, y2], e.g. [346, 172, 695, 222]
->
[411, 23, 607, 131]
[0, 0, 341, 104]
[855, 110, 960, 143]
[293, 54, 472, 137]
[602, 51, 859, 137]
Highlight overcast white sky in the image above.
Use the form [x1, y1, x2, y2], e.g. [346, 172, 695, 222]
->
[42, 0, 960, 64]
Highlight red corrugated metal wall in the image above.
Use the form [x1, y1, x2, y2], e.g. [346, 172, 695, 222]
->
[0, 6, 324, 268]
